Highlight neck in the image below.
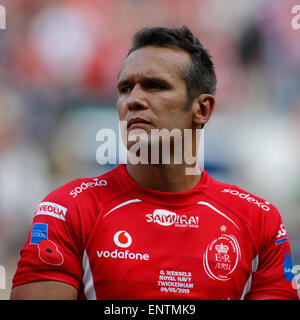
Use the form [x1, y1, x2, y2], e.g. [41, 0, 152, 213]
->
[126, 163, 202, 192]
[125, 126, 202, 192]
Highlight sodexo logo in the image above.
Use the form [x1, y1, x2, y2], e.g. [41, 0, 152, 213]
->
[96, 231, 149, 261]
[70, 178, 107, 198]
[221, 189, 270, 212]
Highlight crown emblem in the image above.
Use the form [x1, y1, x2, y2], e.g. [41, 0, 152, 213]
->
[215, 243, 229, 254]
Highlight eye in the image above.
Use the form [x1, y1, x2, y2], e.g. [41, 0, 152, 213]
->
[146, 82, 163, 90]
[119, 86, 132, 94]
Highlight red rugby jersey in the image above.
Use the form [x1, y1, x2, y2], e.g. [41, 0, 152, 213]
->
[12, 164, 299, 300]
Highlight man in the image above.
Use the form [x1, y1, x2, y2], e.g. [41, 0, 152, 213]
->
[10, 26, 299, 300]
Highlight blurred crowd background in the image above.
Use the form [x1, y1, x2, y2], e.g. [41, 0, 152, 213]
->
[0, 0, 300, 299]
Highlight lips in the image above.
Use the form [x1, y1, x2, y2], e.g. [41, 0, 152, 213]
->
[127, 117, 151, 129]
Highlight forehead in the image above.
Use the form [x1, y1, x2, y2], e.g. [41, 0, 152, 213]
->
[119, 46, 191, 82]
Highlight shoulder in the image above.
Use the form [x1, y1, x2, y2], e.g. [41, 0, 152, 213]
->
[204, 173, 285, 250]
[41, 165, 126, 211]
[214, 182, 273, 213]
[204, 172, 282, 225]
[32, 167, 126, 234]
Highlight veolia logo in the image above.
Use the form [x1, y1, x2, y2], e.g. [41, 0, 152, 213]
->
[113, 231, 132, 248]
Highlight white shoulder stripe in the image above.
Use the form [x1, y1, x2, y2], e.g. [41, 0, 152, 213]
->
[197, 201, 240, 230]
[103, 199, 142, 219]
[240, 255, 259, 300]
[82, 250, 97, 300]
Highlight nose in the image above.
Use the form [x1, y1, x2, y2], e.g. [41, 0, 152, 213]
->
[126, 84, 148, 111]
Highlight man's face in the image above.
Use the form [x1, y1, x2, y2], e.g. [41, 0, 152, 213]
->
[117, 45, 193, 149]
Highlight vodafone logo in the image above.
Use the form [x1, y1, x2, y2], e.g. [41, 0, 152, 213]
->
[96, 230, 150, 261]
[113, 231, 132, 248]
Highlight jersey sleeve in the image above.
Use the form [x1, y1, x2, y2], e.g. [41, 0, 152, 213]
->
[12, 182, 84, 291]
[245, 205, 299, 300]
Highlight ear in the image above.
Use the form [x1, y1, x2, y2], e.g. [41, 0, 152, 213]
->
[192, 94, 215, 128]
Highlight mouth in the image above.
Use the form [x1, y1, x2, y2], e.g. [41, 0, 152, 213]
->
[127, 117, 152, 129]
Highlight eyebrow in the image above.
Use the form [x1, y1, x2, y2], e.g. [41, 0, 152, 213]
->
[117, 76, 172, 90]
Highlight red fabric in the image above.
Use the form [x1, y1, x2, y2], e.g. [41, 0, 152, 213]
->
[12, 164, 299, 300]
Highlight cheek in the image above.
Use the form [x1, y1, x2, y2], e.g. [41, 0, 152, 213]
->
[117, 100, 125, 120]
[157, 94, 188, 117]
[160, 107, 192, 131]
[161, 89, 187, 109]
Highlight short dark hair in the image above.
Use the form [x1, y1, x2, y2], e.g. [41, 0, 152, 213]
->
[128, 26, 217, 103]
